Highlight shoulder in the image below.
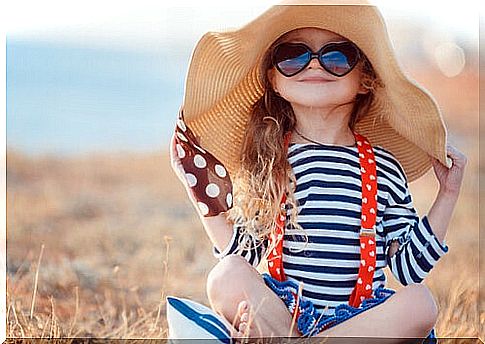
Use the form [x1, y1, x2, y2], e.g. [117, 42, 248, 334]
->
[372, 145, 408, 185]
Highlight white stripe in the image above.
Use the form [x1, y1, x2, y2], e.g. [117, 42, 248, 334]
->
[428, 235, 448, 256]
[295, 187, 362, 198]
[283, 241, 386, 255]
[406, 247, 427, 280]
[296, 215, 361, 225]
[398, 249, 413, 284]
[284, 268, 358, 281]
[286, 228, 360, 239]
[299, 283, 355, 296]
[292, 169, 360, 185]
[283, 254, 361, 268]
[409, 232, 438, 267]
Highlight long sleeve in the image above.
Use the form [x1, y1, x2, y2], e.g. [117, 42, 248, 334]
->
[212, 217, 268, 268]
[383, 163, 449, 286]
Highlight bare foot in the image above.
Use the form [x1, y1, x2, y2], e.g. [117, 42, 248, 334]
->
[231, 300, 254, 339]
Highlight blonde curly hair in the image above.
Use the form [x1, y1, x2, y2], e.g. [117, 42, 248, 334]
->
[226, 29, 383, 255]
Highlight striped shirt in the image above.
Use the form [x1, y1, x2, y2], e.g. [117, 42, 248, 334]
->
[213, 142, 448, 315]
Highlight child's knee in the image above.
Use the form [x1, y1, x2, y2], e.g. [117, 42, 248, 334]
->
[206, 254, 255, 303]
[402, 284, 438, 334]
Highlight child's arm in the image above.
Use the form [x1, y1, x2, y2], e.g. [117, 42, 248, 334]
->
[388, 145, 467, 264]
[209, 215, 268, 268]
[382, 162, 449, 286]
[425, 147, 467, 243]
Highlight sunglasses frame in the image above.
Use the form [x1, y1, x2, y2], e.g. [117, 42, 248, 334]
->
[272, 41, 361, 78]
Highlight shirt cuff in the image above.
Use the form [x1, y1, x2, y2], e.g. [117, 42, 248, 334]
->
[212, 226, 240, 259]
[414, 215, 449, 259]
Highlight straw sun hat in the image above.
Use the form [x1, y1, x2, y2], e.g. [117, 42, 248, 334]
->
[179, 0, 452, 182]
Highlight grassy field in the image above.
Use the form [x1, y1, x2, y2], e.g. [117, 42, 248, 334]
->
[6, 63, 483, 340]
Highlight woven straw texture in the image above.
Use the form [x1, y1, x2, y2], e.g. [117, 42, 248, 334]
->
[181, 3, 450, 182]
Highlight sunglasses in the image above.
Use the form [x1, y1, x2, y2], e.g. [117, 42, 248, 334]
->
[272, 41, 361, 77]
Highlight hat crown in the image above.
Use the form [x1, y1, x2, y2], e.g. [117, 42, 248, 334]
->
[182, 2, 449, 182]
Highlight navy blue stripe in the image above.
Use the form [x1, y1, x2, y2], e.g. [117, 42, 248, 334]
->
[291, 156, 360, 172]
[386, 191, 413, 206]
[294, 166, 360, 180]
[167, 297, 231, 341]
[285, 235, 386, 247]
[373, 148, 407, 180]
[412, 221, 429, 247]
[425, 244, 440, 262]
[421, 217, 449, 253]
[289, 144, 405, 184]
[404, 243, 422, 283]
[299, 207, 361, 217]
[288, 144, 358, 157]
[383, 222, 412, 236]
[394, 249, 407, 285]
[291, 146, 403, 182]
[295, 193, 361, 206]
[302, 289, 351, 302]
[284, 261, 359, 274]
[295, 193, 386, 207]
[409, 239, 433, 272]
[286, 272, 386, 288]
[295, 179, 362, 194]
[283, 247, 385, 261]
[292, 222, 360, 232]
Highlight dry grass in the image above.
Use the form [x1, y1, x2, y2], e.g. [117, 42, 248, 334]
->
[6, 63, 483, 340]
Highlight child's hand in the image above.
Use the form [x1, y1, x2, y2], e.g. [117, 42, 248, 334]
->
[430, 144, 467, 196]
[170, 110, 234, 217]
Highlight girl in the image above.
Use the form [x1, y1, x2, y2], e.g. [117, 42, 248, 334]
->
[170, 1, 467, 341]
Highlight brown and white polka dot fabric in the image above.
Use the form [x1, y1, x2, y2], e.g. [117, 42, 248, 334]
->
[173, 109, 233, 217]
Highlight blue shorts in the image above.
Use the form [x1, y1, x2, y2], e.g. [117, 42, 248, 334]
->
[262, 273, 437, 341]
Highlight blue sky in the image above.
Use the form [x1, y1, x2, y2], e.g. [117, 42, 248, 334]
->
[5, 1, 479, 155]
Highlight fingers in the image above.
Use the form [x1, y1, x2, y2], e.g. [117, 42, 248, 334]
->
[429, 144, 468, 169]
[445, 144, 467, 166]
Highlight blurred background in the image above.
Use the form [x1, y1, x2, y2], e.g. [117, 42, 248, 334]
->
[6, 0, 481, 339]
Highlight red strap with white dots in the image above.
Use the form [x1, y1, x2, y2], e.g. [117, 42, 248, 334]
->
[267, 131, 377, 310]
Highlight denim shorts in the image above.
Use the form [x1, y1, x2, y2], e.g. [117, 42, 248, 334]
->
[262, 273, 437, 341]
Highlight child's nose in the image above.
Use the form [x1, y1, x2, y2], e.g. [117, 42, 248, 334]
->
[307, 56, 322, 70]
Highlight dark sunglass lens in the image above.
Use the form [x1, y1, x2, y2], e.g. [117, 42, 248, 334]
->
[320, 42, 359, 76]
[273, 44, 311, 76]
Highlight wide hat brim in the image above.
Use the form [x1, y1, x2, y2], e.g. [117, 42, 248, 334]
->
[181, 0, 452, 182]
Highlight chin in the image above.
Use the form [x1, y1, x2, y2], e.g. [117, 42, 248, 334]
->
[284, 93, 353, 109]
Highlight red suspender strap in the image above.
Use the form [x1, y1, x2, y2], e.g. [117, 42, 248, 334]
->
[267, 131, 377, 311]
[348, 133, 378, 307]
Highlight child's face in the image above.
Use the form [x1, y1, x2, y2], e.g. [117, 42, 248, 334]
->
[268, 27, 368, 110]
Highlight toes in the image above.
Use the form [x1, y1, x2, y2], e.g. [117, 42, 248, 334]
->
[237, 300, 249, 315]
[240, 312, 249, 323]
[233, 300, 252, 339]
[239, 322, 248, 334]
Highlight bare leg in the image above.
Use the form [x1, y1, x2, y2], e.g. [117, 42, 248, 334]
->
[315, 283, 438, 343]
[207, 254, 438, 342]
[206, 254, 300, 338]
